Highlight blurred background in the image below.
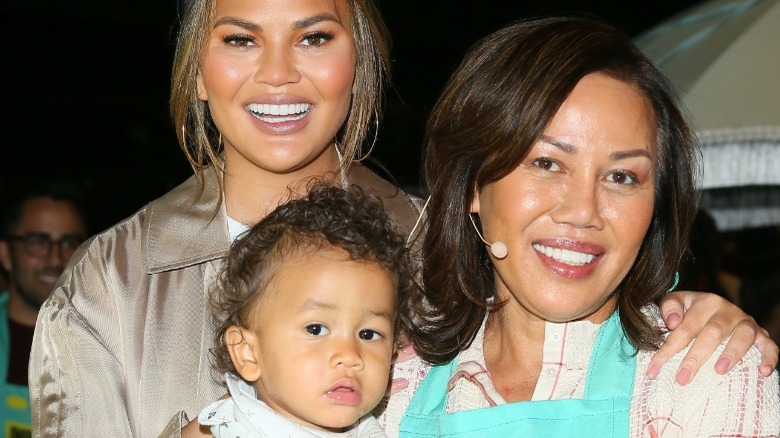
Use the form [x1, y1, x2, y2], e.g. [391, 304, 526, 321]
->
[5, 1, 778, 340]
[6, 0, 709, 229]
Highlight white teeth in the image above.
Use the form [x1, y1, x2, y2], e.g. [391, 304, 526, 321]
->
[533, 243, 596, 266]
[248, 103, 310, 117]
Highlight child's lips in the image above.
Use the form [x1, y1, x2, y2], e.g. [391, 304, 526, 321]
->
[325, 380, 362, 405]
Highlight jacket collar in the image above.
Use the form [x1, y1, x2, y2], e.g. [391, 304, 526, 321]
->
[142, 162, 419, 274]
[144, 169, 228, 274]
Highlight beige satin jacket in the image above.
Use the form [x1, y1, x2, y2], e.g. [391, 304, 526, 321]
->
[29, 164, 424, 437]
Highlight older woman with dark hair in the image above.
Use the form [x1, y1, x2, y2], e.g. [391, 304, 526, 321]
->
[382, 15, 779, 437]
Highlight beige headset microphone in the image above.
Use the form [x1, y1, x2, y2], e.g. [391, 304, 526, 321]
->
[406, 195, 508, 259]
[468, 214, 508, 259]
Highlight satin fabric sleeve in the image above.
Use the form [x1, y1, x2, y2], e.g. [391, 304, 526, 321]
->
[29, 217, 227, 436]
[29, 232, 134, 436]
[157, 412, 188, 438]
[30, 172, 238, 437]
[28, 203, 226, 436]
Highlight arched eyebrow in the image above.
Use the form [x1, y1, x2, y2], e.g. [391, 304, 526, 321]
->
[609, 149, 652, 161]
[293, 13, 342, 30]
[213, 17, 259, 32]
[213, 13, 342, 33]
[539, 135, 652, 160]
[539, 135, 575, 154]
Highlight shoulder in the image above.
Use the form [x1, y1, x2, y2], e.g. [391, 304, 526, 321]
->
[144, 171, 229, 272]
[631, 339, 779, 436]
[52, 203, 148, 298]
[74, 171, 228, 277]
[44, 171, 227, 309]
[346, 163, 424, 230]
[346, 163, 427, 258]
[378, 354, 431, 437]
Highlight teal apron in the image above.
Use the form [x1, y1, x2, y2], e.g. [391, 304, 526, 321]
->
[400, 312, 636, 437]
[0, 293, 32, 437]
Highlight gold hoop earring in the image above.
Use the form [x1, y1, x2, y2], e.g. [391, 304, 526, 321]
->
[354, 114, 380, 163]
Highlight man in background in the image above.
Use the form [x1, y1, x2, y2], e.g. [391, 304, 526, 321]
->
[0, 180, 88, 436]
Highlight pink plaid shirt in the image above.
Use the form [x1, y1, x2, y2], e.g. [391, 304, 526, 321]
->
[381, 306, 780, 437]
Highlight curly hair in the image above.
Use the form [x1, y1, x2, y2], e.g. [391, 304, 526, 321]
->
[210, 181, 416, 374]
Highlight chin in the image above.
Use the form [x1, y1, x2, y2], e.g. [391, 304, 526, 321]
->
[535, 301, 613, 324]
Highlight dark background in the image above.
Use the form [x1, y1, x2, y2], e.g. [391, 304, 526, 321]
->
[7, 0, 779, 352]
[6, 0, 702, 233]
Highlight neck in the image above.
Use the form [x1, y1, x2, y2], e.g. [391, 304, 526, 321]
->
[223, 147, 342, 224]
[483, 307, 546, 402]
[482, 295, 618, 402]
[7, 289, 39, 327]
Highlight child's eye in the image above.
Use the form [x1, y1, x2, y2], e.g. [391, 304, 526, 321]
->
[606, 170, 638, 185]
[359, 329, 382, 341]
[300, 31, 334, 47]
[305, 324, 329, 336]
[532, 157, 561, 171]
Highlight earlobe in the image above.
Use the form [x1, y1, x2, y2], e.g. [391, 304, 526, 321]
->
[196, 70, 208, 101]
[226, 326, 262, 382]
[469, 189, 481, 214]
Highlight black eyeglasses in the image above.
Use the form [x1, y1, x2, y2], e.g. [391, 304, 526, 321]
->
[7, 233, 84, 259]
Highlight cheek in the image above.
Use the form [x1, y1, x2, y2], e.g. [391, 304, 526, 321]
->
[267, 347, 318, 387]
[518, 187, 547, 212]
[605, 196, 654, 250]
[365, 348, 394, 388]
[379, 345, 395, 368]
[493, 184, 548, 225]
[200, 55, 247, 97]
[361, 339, 394, 364]
[309, 54, 355, 98]
[14, 253, 35, 269]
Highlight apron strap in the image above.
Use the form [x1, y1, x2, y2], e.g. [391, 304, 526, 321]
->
[585, 311, 636, 399]
[400, 311, 636, 437]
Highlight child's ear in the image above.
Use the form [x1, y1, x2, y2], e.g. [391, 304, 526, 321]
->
[226, 326, 262, 382]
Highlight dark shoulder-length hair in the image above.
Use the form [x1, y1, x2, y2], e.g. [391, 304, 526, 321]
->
[411, 15, 701, 364]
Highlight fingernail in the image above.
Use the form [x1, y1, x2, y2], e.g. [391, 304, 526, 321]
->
[675, 367, 691, 385]
[759, 364, 774, 377]
[646, 362, 661, 379]
[666, 312, 682, 327]
[714, 357, 731, 374]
